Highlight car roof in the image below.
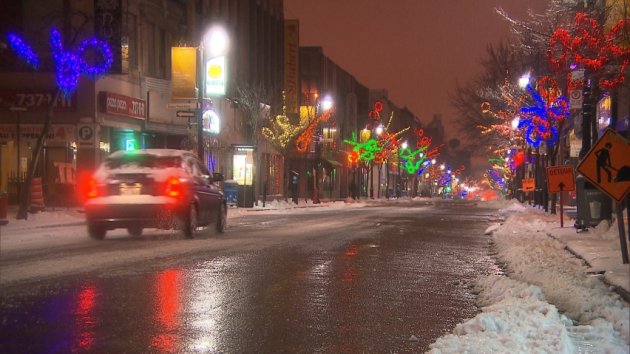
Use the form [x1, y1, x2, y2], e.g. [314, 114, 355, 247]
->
[106, 149, 195, 159]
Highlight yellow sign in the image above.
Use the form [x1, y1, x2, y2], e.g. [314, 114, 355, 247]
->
[205, 56, 226, 97]
[522, 178, 535, 192]
[171, 47, 197, 99]
[546, 165, 575, 193]
[577, 128, 630, 202]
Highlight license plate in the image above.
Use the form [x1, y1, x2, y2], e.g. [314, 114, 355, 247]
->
[120, 183, 142, 195]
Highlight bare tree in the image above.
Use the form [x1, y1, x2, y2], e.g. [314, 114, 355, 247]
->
[234, 82, 275, 205]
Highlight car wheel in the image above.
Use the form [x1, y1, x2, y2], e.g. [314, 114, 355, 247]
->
[127, 226, 143, 236]
[88, 223, 106, 240]
[215, 202, 227, 233]
[182, 203, 197, 238]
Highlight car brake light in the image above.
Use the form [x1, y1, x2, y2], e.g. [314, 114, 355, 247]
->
[165, 177, 184, 197]
[86, 178, 98, 198]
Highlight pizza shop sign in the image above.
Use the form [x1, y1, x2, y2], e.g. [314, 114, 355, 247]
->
[99, 91, 146, 119]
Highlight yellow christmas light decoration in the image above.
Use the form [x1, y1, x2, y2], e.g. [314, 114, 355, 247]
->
[262, 91, 309, 151]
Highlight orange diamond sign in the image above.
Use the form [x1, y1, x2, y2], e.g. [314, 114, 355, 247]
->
[577, 128, 630, 202]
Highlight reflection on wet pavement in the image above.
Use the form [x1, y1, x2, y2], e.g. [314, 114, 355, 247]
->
[0, 204, 498, 353]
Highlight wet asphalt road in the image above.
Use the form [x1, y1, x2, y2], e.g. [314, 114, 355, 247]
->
[1, 200, 502, 353]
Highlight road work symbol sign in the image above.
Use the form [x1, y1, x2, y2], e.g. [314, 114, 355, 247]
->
[577, 128, 630, 202]
[546, 165, 575, 193]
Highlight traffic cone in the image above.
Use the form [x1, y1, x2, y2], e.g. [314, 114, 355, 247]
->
[29, 177, 45, 213]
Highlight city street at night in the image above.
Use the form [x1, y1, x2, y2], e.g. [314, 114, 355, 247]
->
[1, 0, 629, 353]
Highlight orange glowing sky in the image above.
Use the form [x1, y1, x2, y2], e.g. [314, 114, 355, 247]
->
[284, 0, 550, 143]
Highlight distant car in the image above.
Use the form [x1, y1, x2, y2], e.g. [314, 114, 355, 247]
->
[83, 149, 226, 239]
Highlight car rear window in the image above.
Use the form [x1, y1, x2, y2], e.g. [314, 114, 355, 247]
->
[105, 154, 181, 169]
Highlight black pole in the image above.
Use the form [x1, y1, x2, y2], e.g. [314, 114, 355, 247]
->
[579, 78, 592, 159]
[197, 48, 205, 163]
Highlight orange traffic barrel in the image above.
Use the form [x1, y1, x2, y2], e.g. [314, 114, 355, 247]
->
[29, 177, 45, 212]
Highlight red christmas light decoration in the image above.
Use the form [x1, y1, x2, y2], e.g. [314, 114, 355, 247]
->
[547, 12, 630, 90]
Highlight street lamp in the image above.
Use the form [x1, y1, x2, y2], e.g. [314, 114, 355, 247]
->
[198, 25, 229, 164]
[399, 141, 408, 197]
[518, 73, 530, 89]
[311, 93, 334, 204]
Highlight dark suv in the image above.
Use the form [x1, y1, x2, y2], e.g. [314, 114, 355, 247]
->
[83, 149, 226, 239]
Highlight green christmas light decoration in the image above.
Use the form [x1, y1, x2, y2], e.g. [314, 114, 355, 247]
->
[344, 132, 382, 163]
[399, 145, 428, 174]
[397, 128, 443, 175]
[344, 110, 409, 166]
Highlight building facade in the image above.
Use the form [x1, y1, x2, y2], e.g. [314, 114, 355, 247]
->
[0, 0, 284, 207]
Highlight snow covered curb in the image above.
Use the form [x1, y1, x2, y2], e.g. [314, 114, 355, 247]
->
[429, 200, 629, 353]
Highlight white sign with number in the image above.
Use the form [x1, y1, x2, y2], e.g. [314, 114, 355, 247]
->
[77, 124, 96, 148]
[569, 90, 583, 109]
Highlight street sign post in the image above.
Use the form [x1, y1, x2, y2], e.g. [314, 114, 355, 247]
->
[176, 110, 195, 118]
[577, 128, 630, 264]
[522, 178, 535, 205]
[166, 102, 198, 109]
[546, 165, 576, 228]
[522, 178, 535, 192]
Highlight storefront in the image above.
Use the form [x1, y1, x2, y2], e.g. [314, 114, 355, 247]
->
[0, 123, 77, 205]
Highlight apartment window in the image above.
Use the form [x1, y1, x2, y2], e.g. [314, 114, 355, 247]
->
[123, 13, 138, 71]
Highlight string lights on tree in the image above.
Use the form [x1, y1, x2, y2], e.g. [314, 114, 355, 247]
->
[518, 76, 569, 148]
[261, 91, 308, 152]
[7, 27, 113, 98]
[548, 12, 630, 90]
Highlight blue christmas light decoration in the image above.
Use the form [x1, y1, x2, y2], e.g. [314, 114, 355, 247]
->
[417, 160, 431, 176]
[6, 28, 113, 98]
[486, 168, 507, 190]
[6, 33, 40, 69]
[76, 36, 113, 78]
[518, 84, 569, 148]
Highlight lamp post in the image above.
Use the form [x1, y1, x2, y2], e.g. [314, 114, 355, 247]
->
[398, 141, 407, 198]
[198, 25, 229, 164]
[312, 94, 333, 204]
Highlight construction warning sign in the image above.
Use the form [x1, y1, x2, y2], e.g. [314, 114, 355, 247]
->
[546, 165, 576, 193]
[577, 128, 630, 202]
[522, 178, 535, 192]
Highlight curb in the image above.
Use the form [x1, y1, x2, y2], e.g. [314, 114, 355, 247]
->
[544, 230, 630, 303]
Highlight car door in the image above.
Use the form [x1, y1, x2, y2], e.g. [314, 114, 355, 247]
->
[190, 157, 220, 224]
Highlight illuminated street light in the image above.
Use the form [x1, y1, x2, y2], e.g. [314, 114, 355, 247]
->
[320, 95, 334, 112]
[518, 73, 530, 88]
[375, 125, 384, 135]
[511, 116, 520, 130]
[203, 25, 229, 58]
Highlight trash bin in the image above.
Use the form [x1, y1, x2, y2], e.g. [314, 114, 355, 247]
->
[237, 185, 254, 208]
[575, 175, 612, 230]
[223, 180, 238, 207]
[289, 170, 299, 204]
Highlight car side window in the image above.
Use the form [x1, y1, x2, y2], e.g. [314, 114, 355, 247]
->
[184, 158, 196, 176]
[197, 161, 211, 177]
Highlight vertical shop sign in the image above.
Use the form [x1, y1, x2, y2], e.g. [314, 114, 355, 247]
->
[171, 47, 197, 99]
[284, 20, 299, 114]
